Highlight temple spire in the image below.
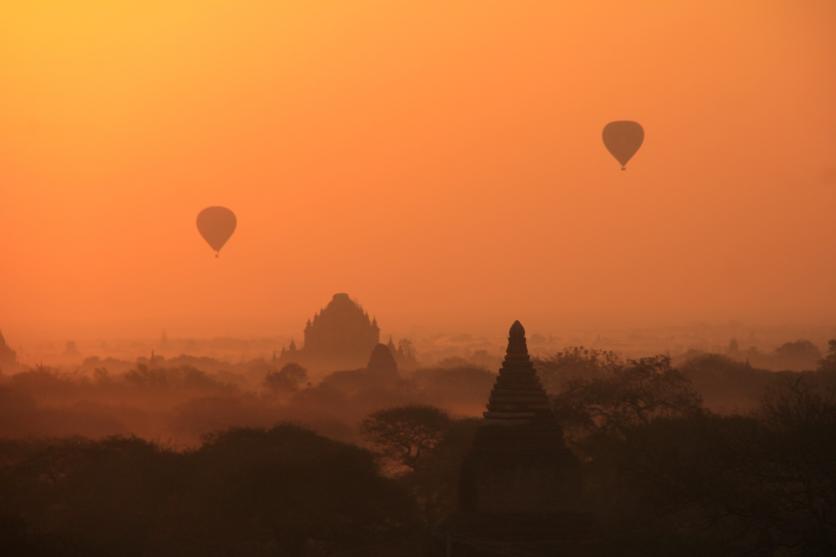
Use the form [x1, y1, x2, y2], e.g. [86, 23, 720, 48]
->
[507, 320, 527, 356]
[449, 319, 581, 527]
[483, 320, 553, 423]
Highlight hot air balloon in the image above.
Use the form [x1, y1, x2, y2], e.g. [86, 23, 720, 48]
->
[196, 206, 237, 257]
[602, 121, 644, 170]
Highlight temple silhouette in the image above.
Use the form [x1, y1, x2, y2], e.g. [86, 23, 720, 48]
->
[278, 293, 380, 371]
[433, 321, 595, 555]
[0, 330, 17, 372]
[315, 341, 403, 399]
[278, 293, 416, 372]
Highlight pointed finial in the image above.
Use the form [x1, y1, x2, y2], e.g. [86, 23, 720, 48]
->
[507, 320, 528, 356]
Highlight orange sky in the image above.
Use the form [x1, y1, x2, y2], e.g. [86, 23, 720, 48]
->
[2, 1, 835, 344]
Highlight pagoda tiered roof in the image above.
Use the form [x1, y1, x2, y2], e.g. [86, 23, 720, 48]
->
[483, 321, 553, 424]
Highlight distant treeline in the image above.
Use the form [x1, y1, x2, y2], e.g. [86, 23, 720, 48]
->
[2, 340, 835, 445]
[1, 353, 834, 555]
[0, 356, 496, 445]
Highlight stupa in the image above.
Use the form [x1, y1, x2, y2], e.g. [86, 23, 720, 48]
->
[366, 343, 398, 377]
[433, 321, 594, 555]
[0, 330, 17, 371]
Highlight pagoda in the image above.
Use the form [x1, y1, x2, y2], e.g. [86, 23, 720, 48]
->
[0, 330, 17, 371]
[434, 321, 594, 555]
[278, 293, 380, 372]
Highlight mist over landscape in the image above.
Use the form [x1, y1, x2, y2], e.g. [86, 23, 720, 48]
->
[2, 295, 835, 555]
[2, 1, 835, 555]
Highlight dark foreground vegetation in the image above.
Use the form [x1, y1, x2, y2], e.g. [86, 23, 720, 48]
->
[0, 426, 420, 556]
[1, 343, 835, 555]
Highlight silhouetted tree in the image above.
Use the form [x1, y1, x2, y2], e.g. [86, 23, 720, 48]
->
[124, 364, 229, 393]
[677, 352, 780, 411]
[578, 374, 836, 555]
[362, 405, 451, 475]
[553, 355, 702, 439]
[396, 338, 418, 369]
[0, 426, 422, 557]
[264, 362, 308, 394]
[536, 346, 622, 394]
[754, 376, 836, 552]
[773, 339, 823, 370]
[819, 339, 836, 373]
[0, 436, 181, 557]
[163, 424, 419, 556]
[362, 406, 478, 527]
[410, 417, 480, 525]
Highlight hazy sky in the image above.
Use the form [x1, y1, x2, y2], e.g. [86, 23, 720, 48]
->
[2, 1, 835, 343]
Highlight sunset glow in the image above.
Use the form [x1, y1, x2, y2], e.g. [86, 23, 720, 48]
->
[2, 1, 835, 343]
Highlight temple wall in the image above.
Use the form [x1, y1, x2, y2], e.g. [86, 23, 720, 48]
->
[462, 452, 581, 514]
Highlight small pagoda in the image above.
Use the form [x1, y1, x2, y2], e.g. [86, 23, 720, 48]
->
[0, 330, 17, 371]
[434, 321, 595, 556]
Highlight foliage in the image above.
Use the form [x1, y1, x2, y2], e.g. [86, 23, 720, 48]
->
[677, 352, 782, 411]
[361, 405, 451, 475]
[3, 348, 836, 553]
[536, 346, 622, 394]
[773, 339, 823, 371]
[553, 355, 702, 439]
[409, 418, 479, 525]
[263, 362, 308, 394]
[580, 374, 836, 554]
[124, 364, 229, 392]
[819, 339, 836, 373]
[0, 426, 420, 557]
